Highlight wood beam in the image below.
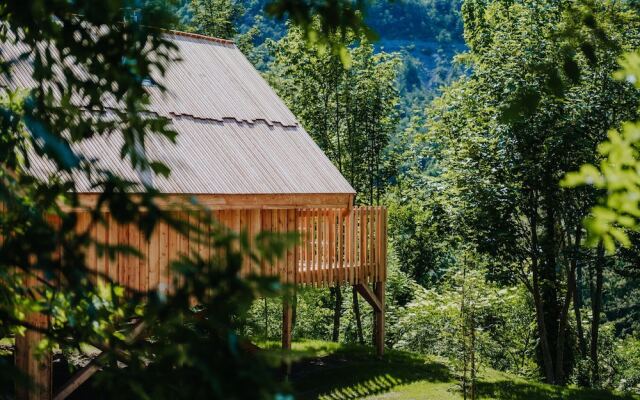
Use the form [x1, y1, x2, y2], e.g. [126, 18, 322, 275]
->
[15, 312, 51, 400]
[374, 282, 385, 357]
[355, 282, 385, 357]
[53, 354, 105, 400]
[53, 321, 147, 400]
[354, 283, 382, 313]
[65, 193, 354, 212]
[282, 300, 292, 351]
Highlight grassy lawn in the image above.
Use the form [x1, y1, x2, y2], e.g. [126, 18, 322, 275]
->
[284, 340, 639, 400]
[1, 337, 637, 399]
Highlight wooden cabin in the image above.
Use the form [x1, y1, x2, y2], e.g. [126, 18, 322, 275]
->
[3, 31, 387, 400]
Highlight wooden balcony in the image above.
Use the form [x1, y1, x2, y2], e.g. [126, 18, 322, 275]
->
[295, 207, 387, 286]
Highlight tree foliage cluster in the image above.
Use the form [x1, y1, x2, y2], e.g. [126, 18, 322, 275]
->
[383, 0, 640, 392]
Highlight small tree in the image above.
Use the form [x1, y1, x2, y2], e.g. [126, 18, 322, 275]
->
[188, 0, 244, 39]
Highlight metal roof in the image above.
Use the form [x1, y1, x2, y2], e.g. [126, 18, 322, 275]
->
[1, 30, 355, 195]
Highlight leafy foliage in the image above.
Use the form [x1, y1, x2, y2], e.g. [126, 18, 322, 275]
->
[187, 0, 245, 38]
[392, 258, 537, 379]
[563, 51, 640, 252]
[403, 0, 640, 386]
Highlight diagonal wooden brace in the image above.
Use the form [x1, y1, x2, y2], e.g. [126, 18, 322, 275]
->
[355, 282, 385, 357]
[354, 283, 382, 312]
[53, 320, 147, 400]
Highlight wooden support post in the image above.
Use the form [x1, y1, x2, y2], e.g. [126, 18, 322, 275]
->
[281, 298, 293, 377]
[282, 299, 292, 351]
[373, 281, 385, 357]
[355, 282, 385, 357]
[15, 313, 52, 400]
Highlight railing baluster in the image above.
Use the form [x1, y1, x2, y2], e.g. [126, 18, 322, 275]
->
[338, 210, 343, 284]
[316, 209, 321, 287]
[328, 209, 334, 284]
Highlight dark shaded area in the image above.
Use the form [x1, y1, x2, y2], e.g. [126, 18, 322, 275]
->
[0, 354, 15, 400]
[52, 353, 110, 400]
[290, 344, 450, 400]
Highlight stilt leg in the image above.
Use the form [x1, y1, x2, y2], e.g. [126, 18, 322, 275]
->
[282, 299, 292, 351]
[15, 313, 51, 400]
[281, 299, 293, 377]
[355, 282, 385, 357]
[374, 282, 385, 357]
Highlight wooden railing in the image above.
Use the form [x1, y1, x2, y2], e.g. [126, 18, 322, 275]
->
[296, 207, 387, 286]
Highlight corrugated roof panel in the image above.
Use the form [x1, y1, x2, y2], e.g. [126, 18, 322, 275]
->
[3, 30, 355, 195]
[29, 117, 354, 194]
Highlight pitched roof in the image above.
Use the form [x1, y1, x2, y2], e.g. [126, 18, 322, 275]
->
[1, 30, 355, 195]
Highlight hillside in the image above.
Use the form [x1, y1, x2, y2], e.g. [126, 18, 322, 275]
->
[282, 341, 639, 400]
[238, 0, 466, 94]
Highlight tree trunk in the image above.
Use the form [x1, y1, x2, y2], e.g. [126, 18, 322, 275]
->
[533, 283, 556, 383]
[554, 225, 581, 384]
[292, 292, 298, 332]
[264, 297, 269, 340]
[573, 260, 587, 358]
[528, 194, 556, 384]
[540, 174, 561, 383]
[353, 286, 364, 345]
[461, 264, 468, 400]
[332, 285, 342, 342]
[590, 242, 605, 386]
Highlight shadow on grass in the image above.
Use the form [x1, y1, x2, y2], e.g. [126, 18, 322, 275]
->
[290, 343, 451, 400]
[476, 378, 638, 400]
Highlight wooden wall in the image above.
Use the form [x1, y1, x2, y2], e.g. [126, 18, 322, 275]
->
[66, 207, 387, 292]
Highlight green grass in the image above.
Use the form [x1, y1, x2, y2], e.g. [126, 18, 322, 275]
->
[285, 340, 640, 400]
[0, 337, 13, 356]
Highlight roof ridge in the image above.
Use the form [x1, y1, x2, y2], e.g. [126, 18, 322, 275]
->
[164, 29, 235, 46]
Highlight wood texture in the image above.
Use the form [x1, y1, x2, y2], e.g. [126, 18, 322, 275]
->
[69, 193, 353, 211]
[24, 206, 387, 399]
[354, 283, 383, 313]
[374, 282, 386, 357]
[55, 207, 386, 289]
[15, 270, 51, 400]
[282, 300, 292, 351]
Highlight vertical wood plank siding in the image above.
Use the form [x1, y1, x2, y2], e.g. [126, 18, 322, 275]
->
[69, 207, 386, 291]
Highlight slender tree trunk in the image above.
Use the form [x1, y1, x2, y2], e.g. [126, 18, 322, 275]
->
[555, 225, 582, 384]
[292, 292, 298, 333]
[529, 193, 556, 383]
[470, 308, 476, 400]
[574, 261, 587, 357]
[332, 285, 342, 342]
[540, 174, 561, 383]
[334, 69, 343, 172]
[263, 298, 269, 340]
[533, 281, 556, 383]
[353, 287, 365, 345]
[590, 242, 605, 386]
[461, 263, 468, 400]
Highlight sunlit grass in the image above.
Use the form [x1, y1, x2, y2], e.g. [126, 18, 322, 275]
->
[287, 340, 640, 400]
